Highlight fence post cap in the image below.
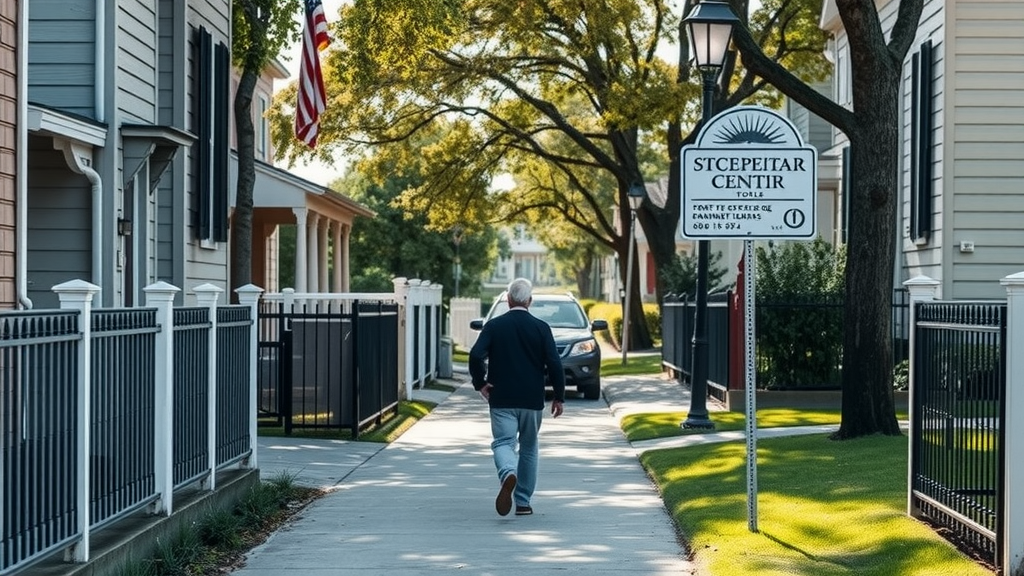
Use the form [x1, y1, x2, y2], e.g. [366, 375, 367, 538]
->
[193, 283, 224, 294]
[235, 284, 264, 295]
[1000, 271, 1024, 287]
[903, 275, 940, 287]
[143, 281, 182, 294]
[52, 279, 101, 294]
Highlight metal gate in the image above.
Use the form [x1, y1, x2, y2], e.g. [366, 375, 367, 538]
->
[910, 300, 1007, 568]
[256, 300, 399, 438]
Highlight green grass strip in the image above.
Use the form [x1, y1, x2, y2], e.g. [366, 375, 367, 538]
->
[641, 434, 991, 576]
[258, 399, 437, 443]
[600, 354, 663, 376]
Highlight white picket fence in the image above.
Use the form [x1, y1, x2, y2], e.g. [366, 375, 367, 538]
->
[449, 296, 482, 350]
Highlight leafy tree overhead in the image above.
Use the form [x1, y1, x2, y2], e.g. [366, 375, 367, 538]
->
[267, 0, 830, 352]
[231, 0, 302, 295]
[341, 154, 500, 298]
[733, 0, 925, 437]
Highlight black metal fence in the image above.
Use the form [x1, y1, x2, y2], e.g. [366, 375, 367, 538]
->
[662, 289, 911, 397]
[910, 301, 1006, 568]
[256, 300, 400, 438]
[0, 311, 81, 574]
[90, 309, 160, 527]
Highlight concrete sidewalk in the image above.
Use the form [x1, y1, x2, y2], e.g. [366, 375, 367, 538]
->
[243, 371, 699, 575]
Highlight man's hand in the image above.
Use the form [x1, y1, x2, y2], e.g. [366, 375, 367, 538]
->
[551, 400, 564, 418]
[479, 383, 493, 400]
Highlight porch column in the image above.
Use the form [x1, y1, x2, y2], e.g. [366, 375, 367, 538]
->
[332, 221, 343, 292]
[307, 212, 319, 293]
[341, 223, 351, 292]
[318, 217, 330, 292]
[292, 208, 307, 292]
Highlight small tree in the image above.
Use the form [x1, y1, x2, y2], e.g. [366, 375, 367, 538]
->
[231, 0, 301, 295]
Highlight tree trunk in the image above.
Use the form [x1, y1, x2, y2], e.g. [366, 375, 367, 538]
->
[643, 121, 685, 305]
[231, 68, 259, 300]
[618, 228, 653, 351]
[833, 54, 903, 439]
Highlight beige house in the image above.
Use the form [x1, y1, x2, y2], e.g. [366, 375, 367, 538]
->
[822, 0, 1024, 300]
[0, 1, 16, 308]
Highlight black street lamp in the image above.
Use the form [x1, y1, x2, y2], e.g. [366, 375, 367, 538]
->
[682, 0, 739, 429]
[621, 182, 647, 365]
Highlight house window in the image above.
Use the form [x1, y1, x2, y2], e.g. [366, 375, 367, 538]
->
[909, 40, 934, 241]
[257, 95, 269, 160]
[192, 26, 230, 242]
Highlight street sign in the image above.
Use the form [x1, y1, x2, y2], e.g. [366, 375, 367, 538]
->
[680, 106, 818, 240]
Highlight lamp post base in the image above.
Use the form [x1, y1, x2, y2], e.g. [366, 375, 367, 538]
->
[681, 416, 715, 430]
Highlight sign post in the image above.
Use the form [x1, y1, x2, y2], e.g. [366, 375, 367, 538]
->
[680, 106, 818, 532]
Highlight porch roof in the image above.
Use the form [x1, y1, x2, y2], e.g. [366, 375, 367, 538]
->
[231, 153, 375, 219]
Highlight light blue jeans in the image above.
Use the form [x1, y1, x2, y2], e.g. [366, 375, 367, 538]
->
[490, 408, 543, 507]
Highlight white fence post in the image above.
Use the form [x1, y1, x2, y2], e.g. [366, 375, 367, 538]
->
[194, 284, 223, 491]
[428, 282, 441, 380]
[394, 277, 412, 399]
[412, 280, 427, 388]
[144, 281, 181, 516]
[903, 275, 940, 517]
[235, 284, 264, 470]
[1000, 271, 1024, 575]
[52, 279, 101, 562]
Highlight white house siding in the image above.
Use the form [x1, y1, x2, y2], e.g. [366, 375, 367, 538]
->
[898, 0, 945, 287]
[157, 0, 188, 295]
[946, 0, 1024, 299]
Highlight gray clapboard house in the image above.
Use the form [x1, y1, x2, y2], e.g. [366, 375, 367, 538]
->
[821, 0, 1024, 300]
[25, 0, 232, 309]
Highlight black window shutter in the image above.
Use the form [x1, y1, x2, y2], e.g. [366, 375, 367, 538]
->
[910, 40, 934, 240]
[193, 26, 213, 239]
[213, 42, 230, 242]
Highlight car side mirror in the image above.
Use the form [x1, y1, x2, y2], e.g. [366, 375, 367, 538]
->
[470, 319, 484, 331]
[591, 319, 608, 331]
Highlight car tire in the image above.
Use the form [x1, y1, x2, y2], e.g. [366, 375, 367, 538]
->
[582, 381, 601, 400]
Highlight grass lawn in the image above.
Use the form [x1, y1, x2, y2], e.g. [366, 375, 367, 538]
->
[600, 353, 662, 376]
[642, 433, 993, 576]
[258, 399, 437, 443]
[622, 408, 845, 442]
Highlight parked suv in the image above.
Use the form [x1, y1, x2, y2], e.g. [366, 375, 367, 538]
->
[470, 292, 608, 399]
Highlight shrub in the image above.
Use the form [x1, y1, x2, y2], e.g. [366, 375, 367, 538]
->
[755, 238, 846, 389]
[586, 301, 661, 349]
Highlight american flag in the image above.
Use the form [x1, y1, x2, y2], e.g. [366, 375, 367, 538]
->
[295, 0, 330, 148]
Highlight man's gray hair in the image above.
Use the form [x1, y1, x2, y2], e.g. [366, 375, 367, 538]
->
[507, 278, 533, 306]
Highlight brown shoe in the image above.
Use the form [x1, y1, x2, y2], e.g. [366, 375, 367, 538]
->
[515, 505, 533, 516]
[495, 474, 517, 516]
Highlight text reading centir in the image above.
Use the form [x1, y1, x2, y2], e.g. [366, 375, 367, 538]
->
[691, 157, 806, 172]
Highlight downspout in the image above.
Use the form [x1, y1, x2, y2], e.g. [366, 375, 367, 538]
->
[56, 141, 103, 288]
[16, 0, 30, 309]
[95, 0, 105, 122]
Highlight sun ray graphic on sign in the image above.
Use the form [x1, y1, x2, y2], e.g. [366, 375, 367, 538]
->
[711, 115, 787, 144]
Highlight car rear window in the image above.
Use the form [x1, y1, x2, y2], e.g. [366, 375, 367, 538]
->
[488, 299, 588, 329]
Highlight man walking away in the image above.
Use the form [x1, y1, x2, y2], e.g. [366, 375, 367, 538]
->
[469, 278, 565, 517]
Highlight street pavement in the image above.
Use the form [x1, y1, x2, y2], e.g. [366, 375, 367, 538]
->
[242, 366, 705, 575]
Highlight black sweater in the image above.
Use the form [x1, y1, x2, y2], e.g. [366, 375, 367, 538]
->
[469, 308, 566, 409]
